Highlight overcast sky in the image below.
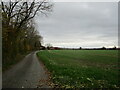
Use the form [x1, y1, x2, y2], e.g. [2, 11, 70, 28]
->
[35, 2, 118, 48]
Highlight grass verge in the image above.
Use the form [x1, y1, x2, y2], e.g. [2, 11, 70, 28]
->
[2, 51, 31, 72]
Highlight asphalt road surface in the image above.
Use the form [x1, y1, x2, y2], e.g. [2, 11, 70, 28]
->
[3, 51, 50, 88]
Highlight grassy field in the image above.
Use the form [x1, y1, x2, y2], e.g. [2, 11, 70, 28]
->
[37, 50, 119, 88]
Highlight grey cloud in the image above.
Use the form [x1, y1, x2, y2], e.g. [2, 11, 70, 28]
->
[35, 2, 118, 48]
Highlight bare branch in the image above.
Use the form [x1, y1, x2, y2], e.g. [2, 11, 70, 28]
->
[2, 0, 53, 34]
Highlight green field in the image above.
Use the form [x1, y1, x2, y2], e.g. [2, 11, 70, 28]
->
[37, 50, 119, 88]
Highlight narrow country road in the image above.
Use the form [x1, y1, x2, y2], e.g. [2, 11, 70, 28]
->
[3, 51, 50, 88]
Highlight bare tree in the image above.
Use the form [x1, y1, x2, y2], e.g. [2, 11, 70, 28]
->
[2, 0, 53, 69]
[2, 0, 53, 33]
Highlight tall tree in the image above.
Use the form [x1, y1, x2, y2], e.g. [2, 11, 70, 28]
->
[2, 0, 53, 35]
[2, 0, 53, 69]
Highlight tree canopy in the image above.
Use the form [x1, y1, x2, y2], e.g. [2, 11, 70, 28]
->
[2, 0, 53, 70]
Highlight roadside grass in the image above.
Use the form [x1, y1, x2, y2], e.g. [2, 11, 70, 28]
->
[37, 50, 119, 88]
[3, 51, 31, 72]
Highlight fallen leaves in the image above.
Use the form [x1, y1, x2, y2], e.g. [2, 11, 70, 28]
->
[86, 78, 92, 82]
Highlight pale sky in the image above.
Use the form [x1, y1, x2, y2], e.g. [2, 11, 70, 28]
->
[35, 2, 118, 48]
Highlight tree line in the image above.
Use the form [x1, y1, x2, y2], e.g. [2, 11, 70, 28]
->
[1, 0, 53, 69]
